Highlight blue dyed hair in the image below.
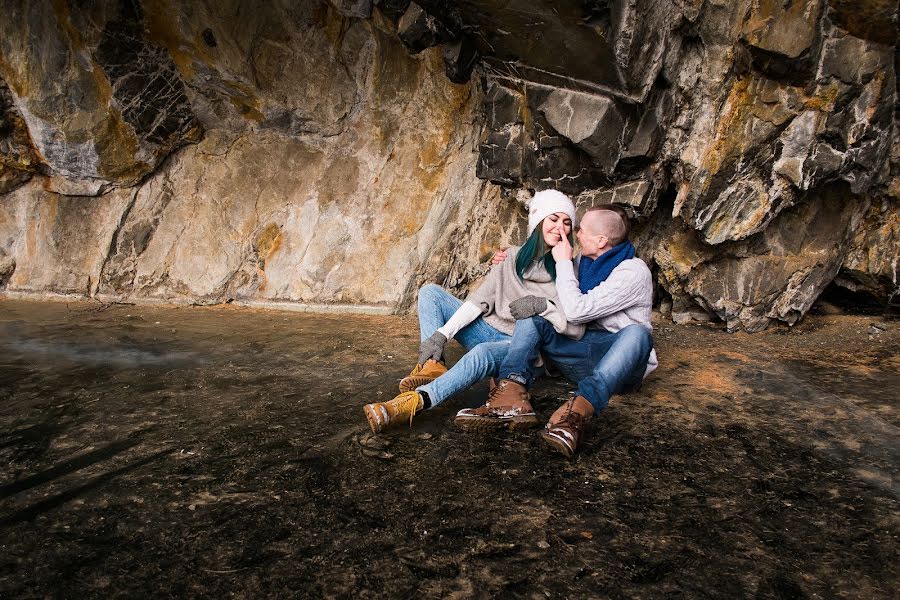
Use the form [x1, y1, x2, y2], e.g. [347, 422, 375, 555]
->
[514, 223, 575, 282]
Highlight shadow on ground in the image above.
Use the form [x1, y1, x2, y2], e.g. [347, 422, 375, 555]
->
[0, 299, 897, 598]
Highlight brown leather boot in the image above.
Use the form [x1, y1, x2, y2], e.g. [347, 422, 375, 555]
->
[540, 394, 594, 458]
[454, 379, 540, 431]
[398, 359, 448, 393]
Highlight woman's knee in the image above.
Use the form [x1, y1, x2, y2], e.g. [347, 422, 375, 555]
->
[417, 283, 450, 314]
[418, 283, 444, 304]
[516, 315, 554, 336]
[530, 315, 555, 332]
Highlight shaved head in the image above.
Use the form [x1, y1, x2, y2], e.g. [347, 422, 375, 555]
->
[581, 207, 628, 246]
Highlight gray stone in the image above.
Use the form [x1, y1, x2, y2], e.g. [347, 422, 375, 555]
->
[610, 0, 678, 100]
[742, 0, 822, 59]
[0, 78, 41, 194]
[0, 182, 134, 295]
[0, 2, 200, 186]
[774, 110, 825, 189]
[576, 179, 655, 216]
[659, 183, 869, 332]
[671, 294, 713, 325]
[477, 127, 525, 187]
[330, 0, 373, 19]
[374, 0, 412, 20]
[827, 0, 898, 45]
[0, 167, 31, 195]
[0, 0, 897, 331]
[622, 91, 669, 159]
[539, 89, 626, 175]
[398, 3, 444, 53]
[817, 32, 893, 85]
[840, 194, 900, 301]
[482, 83, 521, 130]
[739, 0, 822, 80]
[442, 37, 479, 84]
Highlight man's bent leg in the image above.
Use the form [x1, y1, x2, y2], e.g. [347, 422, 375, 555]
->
[576, 325, 653, 414]
[417, 341, 510, 408]
[453, 319, 554, 431]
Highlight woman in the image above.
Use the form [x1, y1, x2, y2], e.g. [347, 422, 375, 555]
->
[363, 189, 584, 433]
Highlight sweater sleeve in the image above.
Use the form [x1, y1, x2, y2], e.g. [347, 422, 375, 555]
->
[437, 301, 483, 340]
[538, 298, 586, 339]
[555, 259, 650, 324]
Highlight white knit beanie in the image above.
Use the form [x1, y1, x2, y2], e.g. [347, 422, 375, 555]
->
[527, 189, 577, 236]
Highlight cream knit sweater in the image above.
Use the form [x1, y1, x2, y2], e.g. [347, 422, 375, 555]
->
[555, 257, 658, 377]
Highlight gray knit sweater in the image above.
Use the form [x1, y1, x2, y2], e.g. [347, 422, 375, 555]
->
[467, 246, 585, 339]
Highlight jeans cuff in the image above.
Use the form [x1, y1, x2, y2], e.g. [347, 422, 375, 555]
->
[506, 373, 528, 387]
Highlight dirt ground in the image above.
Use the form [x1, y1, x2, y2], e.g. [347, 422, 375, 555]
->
[0, 298, 897, 599]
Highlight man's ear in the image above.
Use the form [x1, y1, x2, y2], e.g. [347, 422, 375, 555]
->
[599, 234, 611, 250]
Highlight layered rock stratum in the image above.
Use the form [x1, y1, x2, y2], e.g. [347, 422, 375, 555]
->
[0, 0, 897, 331]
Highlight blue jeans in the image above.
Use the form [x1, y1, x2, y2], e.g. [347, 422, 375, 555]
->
[415, 284, 511, 407]
[498, 316, 653, 414]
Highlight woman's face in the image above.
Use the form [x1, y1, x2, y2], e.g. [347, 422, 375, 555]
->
[541, 212, 573, 246]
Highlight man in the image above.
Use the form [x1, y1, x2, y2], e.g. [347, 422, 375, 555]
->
[455, 205, 657, 457]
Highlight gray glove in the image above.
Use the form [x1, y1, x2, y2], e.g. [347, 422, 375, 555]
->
[509, 296, 547, 320]
[418, 331, 448, 364]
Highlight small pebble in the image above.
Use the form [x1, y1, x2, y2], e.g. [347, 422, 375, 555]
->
[361, 447, 394, 460]
[358, 433, 391, 450]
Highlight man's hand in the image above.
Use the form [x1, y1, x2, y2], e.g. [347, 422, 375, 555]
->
[418, 331, 448, 364]
[509, 296, 548, 320]
[551, 223, 574, 262]
[491, 247, 509, 266]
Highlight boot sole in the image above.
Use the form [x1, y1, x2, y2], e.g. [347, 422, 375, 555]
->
[454, 414, 540, 431]
[398, 375, 437, 393]
[540, 430, 575, 458]
[363, 404, 386, 434]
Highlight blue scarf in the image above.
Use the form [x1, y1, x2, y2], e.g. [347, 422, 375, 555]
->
[578, 241, 635, 294]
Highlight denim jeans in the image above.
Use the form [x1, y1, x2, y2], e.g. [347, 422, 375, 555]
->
[415, 284, 511, 407]
[498, 316, 653, 414]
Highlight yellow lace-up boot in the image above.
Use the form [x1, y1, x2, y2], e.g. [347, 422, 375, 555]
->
[398, 359, 447, 393]
[363, 391, 424, 434]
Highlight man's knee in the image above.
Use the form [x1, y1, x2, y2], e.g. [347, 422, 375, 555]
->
[619, 324, 652, 345]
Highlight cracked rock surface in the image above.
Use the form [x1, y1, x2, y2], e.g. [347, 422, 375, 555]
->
[0, 0, 897, 329]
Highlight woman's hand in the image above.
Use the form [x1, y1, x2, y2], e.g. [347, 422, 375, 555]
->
[509, 296, 548, 320]
[418, 331, 448, 365]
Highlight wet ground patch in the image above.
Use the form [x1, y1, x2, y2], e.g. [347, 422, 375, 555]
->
[0, 300, 897, 598]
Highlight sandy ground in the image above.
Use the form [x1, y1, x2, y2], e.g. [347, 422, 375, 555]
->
[0, 298, 897, 599]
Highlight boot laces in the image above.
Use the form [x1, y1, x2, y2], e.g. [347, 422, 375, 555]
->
[486, 379, 513, 407]
[390, 391, 421, 426]
[556, 394, 585, 432]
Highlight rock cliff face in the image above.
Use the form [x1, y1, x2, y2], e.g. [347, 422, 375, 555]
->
[0, 0, 897, 330]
